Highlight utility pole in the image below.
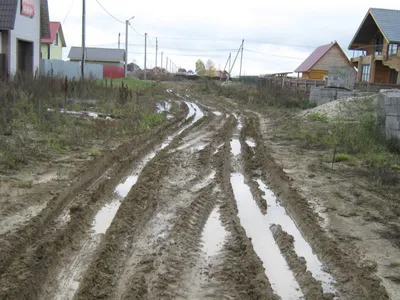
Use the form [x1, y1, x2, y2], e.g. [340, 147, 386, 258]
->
[81, 0, 86, 78]
[144, 33, 147, 80]
[228, 41, 243, 81]
[125, 21, 128, 77]
[155, 38, 158, 71]
[239, 39, 244, 78]
[118, 33, 121, 49]
[166, 57, 168, 73]
[161, 52, 163, 74]
[124, 16, 134, 78]
[229, 52, 231, 72]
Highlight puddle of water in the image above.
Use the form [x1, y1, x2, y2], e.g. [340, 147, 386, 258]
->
[156, 101, 171, 113]
[201, 206, 227, 257]
[246, 140, 256, 148]
[115, 175, 139, 198]
[87, 112, 98, 119]
[92, 102, 204, 234]
[212, 111, 222, 116]
[230, 139, 241, 156]
[92, 200, 122, 234]
[231, 173, 304, 300]
[185, 102, 196, 120]
[213, 143, 224, 155]
[92, 152, 156, 234]
[256, 180, 337, 294]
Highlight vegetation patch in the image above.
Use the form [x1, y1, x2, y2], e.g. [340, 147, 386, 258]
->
[0, 75, 170, 174]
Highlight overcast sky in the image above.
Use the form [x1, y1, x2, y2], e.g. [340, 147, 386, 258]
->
[48, 0, 399, 76]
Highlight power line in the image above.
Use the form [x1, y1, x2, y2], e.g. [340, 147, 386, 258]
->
[62, 0, 76, 24]
[129, 23, 144, 36]
[149, 35, 316, 48]
[244, 48, 305, 60]
[94, 0, 124, 24]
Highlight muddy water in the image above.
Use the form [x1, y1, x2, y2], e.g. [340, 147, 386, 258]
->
[54, 101, 204, 300]
[246, 139, 256, 148]
[162, 101, 205, 148]
[201, 206, 227, 256]
[231, 173, 304, 300]
[92, 151, 156, 234]
[256, 180, 337, 294]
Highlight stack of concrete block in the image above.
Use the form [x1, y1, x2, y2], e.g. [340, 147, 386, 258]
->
[309, 87, 338, 106]
[310, 87, 373, 106]
[377, 91, 400, 139]
[327, 66, 356, 90]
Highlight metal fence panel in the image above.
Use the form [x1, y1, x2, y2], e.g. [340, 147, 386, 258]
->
[40, 59, 103, 79]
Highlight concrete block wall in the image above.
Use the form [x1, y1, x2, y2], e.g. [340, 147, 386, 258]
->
[310, 87, 373, 106]
[327, 66, 356, 90]
[377, 92, 400, 139]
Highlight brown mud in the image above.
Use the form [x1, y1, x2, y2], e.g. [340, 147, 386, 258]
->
[0, 83, 396, 300]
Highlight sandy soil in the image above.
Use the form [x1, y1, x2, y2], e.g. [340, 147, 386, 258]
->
[0, 83, 398, 300]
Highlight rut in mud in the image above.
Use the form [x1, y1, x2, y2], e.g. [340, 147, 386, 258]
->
[0, 88, 390, 300]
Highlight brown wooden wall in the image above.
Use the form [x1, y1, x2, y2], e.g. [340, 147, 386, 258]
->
[313, 45, 350, 70]
[302, 70, 328, 80]
[374, 61, 391, 84]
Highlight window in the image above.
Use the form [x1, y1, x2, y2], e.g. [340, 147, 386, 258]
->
[55, 33, 59, 46]
[374, 33, 384, 55]
[361, 64, 370, 82]
[388, 44, 399, 56]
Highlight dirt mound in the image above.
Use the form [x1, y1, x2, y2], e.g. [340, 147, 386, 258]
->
[302, 94, 378, 120]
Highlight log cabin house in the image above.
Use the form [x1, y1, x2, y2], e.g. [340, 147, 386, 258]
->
[349, 8, 400, 85]
[294, 42, 351, 80]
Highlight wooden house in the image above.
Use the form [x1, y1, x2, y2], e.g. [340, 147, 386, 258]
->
[349, 8, 400, 84]
[295, 42, 351, 80]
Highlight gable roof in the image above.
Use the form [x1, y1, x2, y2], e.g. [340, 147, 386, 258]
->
[0, 0, 50, 38]
[40, 0, 50, 39]
[68, 47, 125, 62]
[295, 43, 340, 73]
[349, 8, 400, 49]
[41, 21, 66, 46]
[0, 0, 18, 29]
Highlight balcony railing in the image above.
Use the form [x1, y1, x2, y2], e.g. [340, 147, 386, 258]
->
[352, 44, 399, 58]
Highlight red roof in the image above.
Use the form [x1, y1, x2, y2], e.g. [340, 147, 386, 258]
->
[295, 43, 336, 73]
[41, 21, 62, 44]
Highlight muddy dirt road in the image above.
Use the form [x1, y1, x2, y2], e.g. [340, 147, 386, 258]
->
[0, 87, 392, 300]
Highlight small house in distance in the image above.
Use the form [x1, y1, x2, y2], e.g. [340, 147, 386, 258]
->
[41, 21, 66, 60]
[348, 8, 400, 85]
[68, 47, 125, 65]
[295, 42, 351, 80]
[68, 47, 125, 78]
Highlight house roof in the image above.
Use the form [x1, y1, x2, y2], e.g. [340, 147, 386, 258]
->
[295, 43, 337, 73]
[0, 0, 18, 30]
[41, 21, 66, 46]
[68, 47, 125, 62]
[0, 0, 50, 38]
[40, 0, 50, 39]
[349, 8, 400, 49]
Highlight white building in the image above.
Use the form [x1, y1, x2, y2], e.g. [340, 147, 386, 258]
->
[0, 0, 50, 77]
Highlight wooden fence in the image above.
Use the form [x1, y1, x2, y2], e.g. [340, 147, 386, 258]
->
[259, 77, 326, 92]
[260, 76, 400, 92]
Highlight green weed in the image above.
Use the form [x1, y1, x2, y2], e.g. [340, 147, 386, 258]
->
[307, 112, 328, 123]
